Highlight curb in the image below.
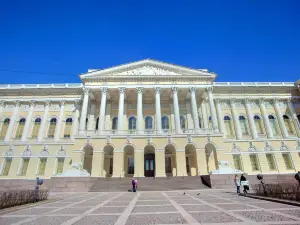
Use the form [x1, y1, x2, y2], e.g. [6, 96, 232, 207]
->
[240, 194, 300, 207]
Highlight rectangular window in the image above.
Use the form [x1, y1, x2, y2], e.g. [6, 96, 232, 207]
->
[233, 155, 242, 170]
[266, 154, 276, 170]
[282, 153, 293, 170]
[250, 154, 259, 171]
[165, 157, 172, 173]
[1, 158, 12, 176]
[56, 158, 64, 174]
[64, 123, 72, 138]
[38, 158, 47, 175]
[127, 157, 134, 174]
[20, 158, 29, 176]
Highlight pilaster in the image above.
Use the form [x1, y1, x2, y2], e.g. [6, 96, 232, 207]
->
[112, 151, 124, 177]
[175, 150, 187, 176]
[134, 150, 144, 177]
[196, 149, 208, 175]
[91, 151, 104, 177]
[155, 149, 166, 177]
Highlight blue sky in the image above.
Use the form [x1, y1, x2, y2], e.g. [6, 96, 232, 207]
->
[0, 0, 299, 84]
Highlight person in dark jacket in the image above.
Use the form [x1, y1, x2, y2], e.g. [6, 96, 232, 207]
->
[240, 174, 248, 194]
[132, 179, 137, 192]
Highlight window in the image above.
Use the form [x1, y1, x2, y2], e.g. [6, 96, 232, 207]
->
[233, 155, 242, 170]
[1, 158, 12, 176]
[31, 118, 41, 138]
[254, 115, 264, 134]
[249, 154, 259, 171]
[127, 157, 134, 174]
[56, 158, 64, 174]
[0, 118, 10, 140]
[95, 118, 99, 130]
[165, 157, 172, 173]
[64, 118, 72, 138]
[282, 153, 293, 170]
[38, 158, 47, 175]
[239, 116, 248, 135]
[224, 116, 233, 136]
[283, 115, 294, 134]
[48, 118, 57, 138]
[266, 154, 276, 170]
[198, 116, 202, 128]
[268, 115, 278, 136]
[208, 116, 212, 128]
[20, 158, 29, 176]
[112, 117, 118, 130]
[15, 118, 26, 139]
[145, 116, 153, 129]
[186, 157, 190, 173]
[128, 117, 136, 130]
[162, 116, 169, 130]
[180, 116, 186, 130]
[109, 158, 113, 174]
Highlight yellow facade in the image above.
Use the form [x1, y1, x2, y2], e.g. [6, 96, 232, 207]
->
[0, 59, 300, 180]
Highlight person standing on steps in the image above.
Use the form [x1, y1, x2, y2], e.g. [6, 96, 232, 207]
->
[132, 179, 137, 192]
[234, 175, 240, 194]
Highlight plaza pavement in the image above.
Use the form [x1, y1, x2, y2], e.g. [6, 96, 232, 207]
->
[1, 189, 300, 225]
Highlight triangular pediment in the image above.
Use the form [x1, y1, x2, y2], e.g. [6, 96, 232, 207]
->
[80, 59, 216, 82]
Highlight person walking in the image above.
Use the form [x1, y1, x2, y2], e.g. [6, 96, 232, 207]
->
[240, 174, 249, 194]
[234, 175, 240, 194]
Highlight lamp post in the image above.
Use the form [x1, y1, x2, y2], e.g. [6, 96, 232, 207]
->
[257, 174, 266, 196]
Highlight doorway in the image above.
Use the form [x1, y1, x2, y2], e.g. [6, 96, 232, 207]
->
[144, 154, 155, 177]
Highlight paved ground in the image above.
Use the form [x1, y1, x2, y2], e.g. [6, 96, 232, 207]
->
[1, 190, 300, 225]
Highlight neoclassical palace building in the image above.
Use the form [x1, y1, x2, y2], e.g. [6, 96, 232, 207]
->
[0, 59, 300, 180]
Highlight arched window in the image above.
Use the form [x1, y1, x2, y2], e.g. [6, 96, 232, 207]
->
[0, 118, 10, 140]
[198, 116, 202, 128]
[85, 118, 88, 130]
[282, 153, 294, 170]
[180, 116, 186, 130]
[161, 116, 169, 131]
[268, 115, 278, 135]
[254, 115, 264, 134]
[95, 118, 99, 130]
[250, 154, 260, 171]
[48, 118, 57, 138]
[283, 115, 294, 134]
[64, 118, 73, 138]
[112, 117, 118, 130]
[239, 116, 248, 135]
[15, 118, 26, 139]
[224, 116, 233, 136]
[31, 118, 41, 138]
[128, 117, 136, 130]
[145, 116, 153, 130]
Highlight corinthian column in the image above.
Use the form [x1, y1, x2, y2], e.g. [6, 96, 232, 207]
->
[172, 87, 181, 134]
[38, 101, 51, 142]
[79, 88, 90, 135]
[287, 98, 300, 137]
[117, 87, 126, 133]
[201, 100, 209, 129]
[244, 99, 258, 139]
[230, 99, 242, 140]
[21, 101, 36, 141]
[206, 87, 219, 132]
[155, 87, 162, 134]
[137, 87, 143, 134]
[0, 101, 5, 119]
[273, 98, 289, 138]
[189, 87, 200, 133]
[215, 99, 225, 134]
[5, 101, 21, 142]
[98, 87, 108, 133]
[72, 100, 81, 138]
[55, 100, 66, 142]
[259, 99, 273, 138]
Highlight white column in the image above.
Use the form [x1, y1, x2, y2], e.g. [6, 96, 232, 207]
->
[273, 98, 289, 138]
[72, 100, 80, 138]
[98, 87, 108, 133]
[244, 99, 258, 139]
[189, 87, 200, 133]
[287, 98, 300, 137]
[137, 87, 143, 134]
[117, 87, 126, 133]
[21, 100, 36, 142]
[79, 88, 90, 135]
[55, 100, 65, 142]
[38, 101, 51, 142]
[201, 100, 209, 129]
[155, 87, 162, 134]
[259, 99, 273, 138]
[215, 99, 225, 134]
[206, 87, 219, 132]
[230, 99, 242, 140]
[0, 101, 5, 119]
[171, 87, 181, 134]
[87, 102, 95, 131]
[5, 101, 21, 142]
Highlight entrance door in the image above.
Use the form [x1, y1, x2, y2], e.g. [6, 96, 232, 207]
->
[144, 154, 155, 177]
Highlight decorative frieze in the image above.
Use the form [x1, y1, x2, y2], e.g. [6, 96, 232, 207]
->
[49, 104, 60, 111]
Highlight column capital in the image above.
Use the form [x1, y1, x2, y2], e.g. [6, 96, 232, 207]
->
[60, 100, 66, 106]
[0, 100, 6, 107]
[243, 98, 251, 104]
[29, 100, 36, 107]
[14, 100, 21, 107]
[45, 100, 51, 106]
[100, 87, 108, 94]
[229, 98, 236, 105]
[74, 99, 81, 105]
[272, 97, 280, 104]
[188, 86, 196, 93]
[214, 98, 221, 104]
[154, 87, 161, 94]
[118, 87, 126, 93]
[287, 97, 293, 103]
[171, 87, 178, 93]
[136, 87, 143, 94]
[83, 87, 90, 95]
[206, 86, 213, 93]
[258, 98, 265, 105]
